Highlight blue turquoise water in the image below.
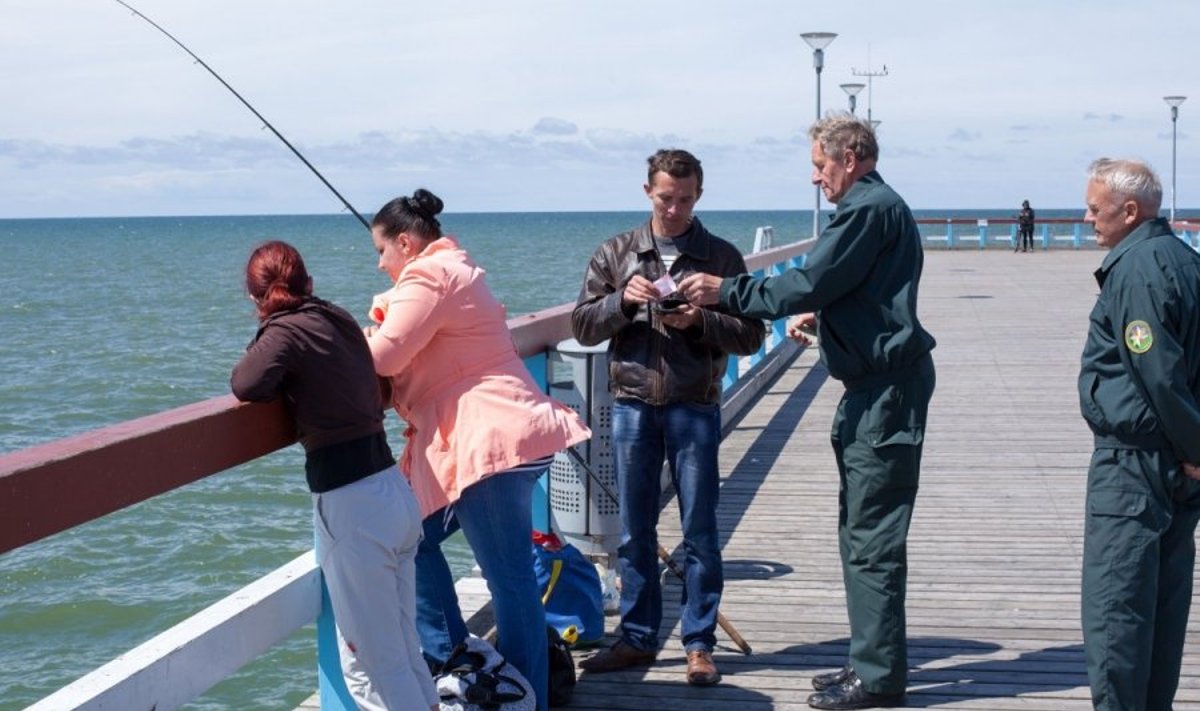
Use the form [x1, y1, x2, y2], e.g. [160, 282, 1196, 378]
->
[0, 207, 1088, 710]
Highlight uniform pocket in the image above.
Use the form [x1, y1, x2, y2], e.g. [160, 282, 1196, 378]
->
[1088, 488, 1148, 518]
[862, 384, 925, 449]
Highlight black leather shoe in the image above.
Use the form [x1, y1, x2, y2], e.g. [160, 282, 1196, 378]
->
[812, 664, 853, 691]
[807, 674, 905, 710]
[579, 640, 656, 673]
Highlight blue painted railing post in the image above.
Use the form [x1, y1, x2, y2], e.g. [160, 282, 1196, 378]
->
[1074, 223, 1083, 249]
[977, 224, 987, 251]
[947, 221, 956, 250]
[315, 544, 356, 710]
[524, 352, 551, 533]
[1009, 224, 1017, 250]
[1041, 224, 1050, 250]
[722, 355, 739, 391]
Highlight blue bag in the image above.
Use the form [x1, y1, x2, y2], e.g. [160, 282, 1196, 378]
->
[532, 531, 605, 646]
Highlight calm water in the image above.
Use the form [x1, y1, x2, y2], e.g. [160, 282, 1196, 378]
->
[0, 206, 1098, 709]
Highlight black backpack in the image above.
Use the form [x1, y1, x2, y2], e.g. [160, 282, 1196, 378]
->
[547, 626, 577, 707]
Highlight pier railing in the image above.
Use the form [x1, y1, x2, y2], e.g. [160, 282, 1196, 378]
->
[1, 236, 816, 711]
[916, 217, 1200, 251]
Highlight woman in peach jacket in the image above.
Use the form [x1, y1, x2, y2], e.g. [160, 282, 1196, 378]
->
[364, 188, 590, 711]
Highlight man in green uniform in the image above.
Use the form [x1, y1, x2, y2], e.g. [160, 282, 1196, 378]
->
[1077, 158, 1200, 711]
[679, 112, 935, 710]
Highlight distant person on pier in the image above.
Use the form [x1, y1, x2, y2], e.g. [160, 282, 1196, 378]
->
[1076, 158, 1200, 711]
[363, 188, 591, 711]
[1017, 199, 1036, 252]
[230, 241, 438, 711]
[679, 113, 936, 711]
[571, 148, 765, 687]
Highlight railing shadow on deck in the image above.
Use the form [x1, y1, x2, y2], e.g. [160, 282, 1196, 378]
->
[0, 237, 817, 710]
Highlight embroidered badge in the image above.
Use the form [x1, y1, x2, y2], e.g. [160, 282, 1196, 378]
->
[1124, 320, 1153, 354]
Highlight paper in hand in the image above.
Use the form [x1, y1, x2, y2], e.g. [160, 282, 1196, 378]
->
[652, 273, 678, 298]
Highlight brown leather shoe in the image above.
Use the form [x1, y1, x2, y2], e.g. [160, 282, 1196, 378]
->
[686, 649, 720, 686]
[579, 640, 656, 673]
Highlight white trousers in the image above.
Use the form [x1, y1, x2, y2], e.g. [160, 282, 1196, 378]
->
[314, 466, 438, 711]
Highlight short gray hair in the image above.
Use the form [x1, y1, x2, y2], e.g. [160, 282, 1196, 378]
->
[808, 112, 878, 163]
[1087, 158, 1162, 212]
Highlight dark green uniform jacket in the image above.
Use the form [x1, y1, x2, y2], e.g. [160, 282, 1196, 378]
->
[718, 170, 936, 389]
[1078, 217, 1200, 464]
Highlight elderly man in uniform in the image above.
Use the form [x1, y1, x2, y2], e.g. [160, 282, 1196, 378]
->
[679, 112, 935, 710]
[1077, 157, 1200, 711]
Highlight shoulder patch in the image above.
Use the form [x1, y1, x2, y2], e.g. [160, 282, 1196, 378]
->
[1124, 320, 1153, 354]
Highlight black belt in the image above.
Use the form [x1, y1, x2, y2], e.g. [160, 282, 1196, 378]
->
[1093, 431, 1173, 451]
[843, 353, 933, 393]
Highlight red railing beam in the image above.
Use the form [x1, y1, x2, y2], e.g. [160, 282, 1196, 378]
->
[0, 397, 295, 554]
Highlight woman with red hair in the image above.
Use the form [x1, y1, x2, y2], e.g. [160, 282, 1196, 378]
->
[232, 240, 436, 711]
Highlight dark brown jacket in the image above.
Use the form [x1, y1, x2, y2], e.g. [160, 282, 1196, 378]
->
[571, 219, 765, 405]
[231, 297, 392, 492]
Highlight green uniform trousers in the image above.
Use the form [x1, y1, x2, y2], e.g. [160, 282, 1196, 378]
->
[831, 358, 934, 695]
[1082, 447, 1200, 711]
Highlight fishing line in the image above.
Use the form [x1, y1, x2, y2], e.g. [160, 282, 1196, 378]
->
[111, 0, 370, 230]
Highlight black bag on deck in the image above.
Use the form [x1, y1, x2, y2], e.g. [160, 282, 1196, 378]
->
[435, 636, 535, 711]
[547, 625, 576, 707]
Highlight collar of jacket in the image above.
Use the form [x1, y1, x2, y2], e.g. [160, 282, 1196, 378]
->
[1093, 217, 1175, 287]
[838, 170, 885, 207]
[630, 218, 714, 261]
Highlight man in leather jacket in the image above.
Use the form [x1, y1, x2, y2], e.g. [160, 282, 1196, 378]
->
[571, 149, 764, 687]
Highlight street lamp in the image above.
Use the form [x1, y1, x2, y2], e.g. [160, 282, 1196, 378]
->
[801, 31, 837, 238]
[840, 83, 865, 114]
[1164, 95, 1186, 223]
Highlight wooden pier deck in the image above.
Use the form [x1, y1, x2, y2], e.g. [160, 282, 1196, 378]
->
[302, 248, 1200, 710]
[562, 249, 1200, 711]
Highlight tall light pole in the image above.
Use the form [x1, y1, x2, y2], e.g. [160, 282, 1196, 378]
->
[851, 63, 888, 124]
[840, 83, 865, 114]
[1164, 95, 1186, 223]
[801, 32, 836, 238]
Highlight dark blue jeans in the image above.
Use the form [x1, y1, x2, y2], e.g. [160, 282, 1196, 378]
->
[414, 467, 549, 711]
[612, 398, 723, 653]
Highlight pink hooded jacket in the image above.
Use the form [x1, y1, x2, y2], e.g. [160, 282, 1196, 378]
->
[366, 236, 591, 517]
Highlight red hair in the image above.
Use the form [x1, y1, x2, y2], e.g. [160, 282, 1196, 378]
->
[245, 240, 311, 318]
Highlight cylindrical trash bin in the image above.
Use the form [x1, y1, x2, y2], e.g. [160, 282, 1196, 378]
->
[548, 338, 621, 557]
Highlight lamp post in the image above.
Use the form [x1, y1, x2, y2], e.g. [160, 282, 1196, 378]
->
[801, 32, 837, 238]
[840, 83, 865, 114]
[1164, 95, 1186, 223]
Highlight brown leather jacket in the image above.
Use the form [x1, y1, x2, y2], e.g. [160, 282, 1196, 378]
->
[571, 219, 765, 405]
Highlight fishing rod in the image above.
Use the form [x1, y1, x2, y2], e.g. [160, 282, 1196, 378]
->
[562, 446, 752, 655]
[111, 0, 371, 231]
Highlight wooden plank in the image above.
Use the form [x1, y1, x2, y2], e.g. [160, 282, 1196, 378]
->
[563, 251, 1193, 711]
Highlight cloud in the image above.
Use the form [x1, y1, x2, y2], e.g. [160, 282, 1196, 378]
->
[1083, 112, 1124, 122]
[948, 128, 982, 142]
[532, 117, 578, 136]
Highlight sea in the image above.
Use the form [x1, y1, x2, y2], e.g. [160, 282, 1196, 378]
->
[0, 207, 1087, 710]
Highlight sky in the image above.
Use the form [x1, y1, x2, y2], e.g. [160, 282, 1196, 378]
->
[2, 0, 1197, 218]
